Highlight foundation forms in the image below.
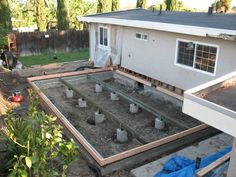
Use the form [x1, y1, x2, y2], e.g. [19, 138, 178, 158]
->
[27, 68, 219, 175]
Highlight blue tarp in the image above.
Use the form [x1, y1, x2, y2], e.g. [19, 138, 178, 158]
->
[154, 146, 231, 177]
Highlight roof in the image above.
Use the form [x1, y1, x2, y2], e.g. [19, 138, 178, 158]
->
[183, 71, 236, 137]
[79, 8, 236, 37]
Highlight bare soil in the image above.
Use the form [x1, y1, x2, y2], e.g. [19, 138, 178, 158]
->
[44, 86, 142, 158]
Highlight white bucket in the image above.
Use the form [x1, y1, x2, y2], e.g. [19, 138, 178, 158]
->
[78, 98, 87, 108]
[117, 128, 128, 143]
[95, 83, 102, 93]
[110, 92, 119, 101]
[130, 103, 138, 114]
[155, 118, 165, 130]
[95, 111, 105, 124]
[0, 60, 2, 65]
[66, 88, 73, 98]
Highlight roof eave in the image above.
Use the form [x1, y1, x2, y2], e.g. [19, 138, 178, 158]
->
[78, 16, 236, 38]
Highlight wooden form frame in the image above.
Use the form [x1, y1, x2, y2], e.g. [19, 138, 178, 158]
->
[196, 152, 231, 177]
[27, 68, 209, 167]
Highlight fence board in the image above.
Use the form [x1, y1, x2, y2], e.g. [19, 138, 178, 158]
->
[15, 30, 89, 56]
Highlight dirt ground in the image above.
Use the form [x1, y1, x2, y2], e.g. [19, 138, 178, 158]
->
[44, 86, 142, 158]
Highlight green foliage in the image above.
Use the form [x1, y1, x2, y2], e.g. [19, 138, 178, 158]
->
[68, 0, 96, 30]
[136, 0, 147, 8]
[35, 0, 47, 31]
[1, 90, 78, 176]
[0, 0, 11, 49]
[97, 0, 111, 13]
[165, 0, 184, 11]
[0, 0, 12, 30]
[212, 0, 232, 13]
[57, 0, 69, 30]
[111, 0, 119, 11]
[0, 26, 8, 49]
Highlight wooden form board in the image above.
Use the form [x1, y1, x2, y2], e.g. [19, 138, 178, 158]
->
[196, 152, 231, 177]
[27, 68, 209, 166]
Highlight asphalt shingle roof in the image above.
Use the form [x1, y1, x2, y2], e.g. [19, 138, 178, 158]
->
[86, 9, 236, 31]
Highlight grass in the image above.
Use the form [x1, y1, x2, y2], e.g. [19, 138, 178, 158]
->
[19, 49, 89, 67]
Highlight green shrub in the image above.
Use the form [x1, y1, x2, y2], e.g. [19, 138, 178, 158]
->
[0, 90, 78, 177]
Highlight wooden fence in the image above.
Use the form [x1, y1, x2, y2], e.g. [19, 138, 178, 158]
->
[15, 30, 89, 56]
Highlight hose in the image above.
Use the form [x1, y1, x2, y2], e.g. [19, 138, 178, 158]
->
[88, 163, 103, 177]
[75, 66, 101, 71]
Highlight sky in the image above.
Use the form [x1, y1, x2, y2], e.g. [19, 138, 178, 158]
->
[118, 0, 236, 10]
[120, 0, 236, 9]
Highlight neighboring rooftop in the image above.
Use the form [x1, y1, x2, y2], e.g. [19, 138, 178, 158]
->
[83, 8, 236, 31]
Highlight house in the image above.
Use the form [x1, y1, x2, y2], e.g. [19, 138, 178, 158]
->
[79, 8, 236, 92]
[183, 71, 236, 177]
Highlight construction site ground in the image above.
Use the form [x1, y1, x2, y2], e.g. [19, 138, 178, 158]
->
[0, 61, 232, 177]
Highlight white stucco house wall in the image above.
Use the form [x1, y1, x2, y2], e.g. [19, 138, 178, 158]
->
[79, 9, 236, 91]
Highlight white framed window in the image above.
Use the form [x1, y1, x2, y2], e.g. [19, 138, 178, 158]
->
[175, 39, 219, 75]
[99, 26, 109, 47]
[136, 32, 148, 41]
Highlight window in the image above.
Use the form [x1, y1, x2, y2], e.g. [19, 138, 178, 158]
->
[136, 33, 148, 41]
[176, 40, 218, 74]
[99, 27, 108, 47]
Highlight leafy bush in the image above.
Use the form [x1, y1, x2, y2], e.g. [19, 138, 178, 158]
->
[0, 25, 7, 49]
[0, 90, 78, 177]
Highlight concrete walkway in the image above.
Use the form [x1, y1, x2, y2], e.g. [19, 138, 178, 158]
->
[131, 133, 233, 177]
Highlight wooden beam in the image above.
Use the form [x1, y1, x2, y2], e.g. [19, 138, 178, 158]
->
[196, 152, 231, 177]
[27, 67, 113, 82]
[156, 86, 184, 101]
[102, 124, 208, 165]
[116, 69, 184, 100]
[116, 70, 152, 86]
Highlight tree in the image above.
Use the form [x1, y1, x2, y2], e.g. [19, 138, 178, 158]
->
[0, 0, 12, 30]
[97, 0, 111, 13]
[57, 0, 70, 30]
[212, 0, 232, 13]
[136, 0, 147, 8]
[165, 0, 179, 11]
[0, 0, 11, 49]
[35, 0, 47, 31]
[69, 0, 96, 30]
[111, 0, 119, 11]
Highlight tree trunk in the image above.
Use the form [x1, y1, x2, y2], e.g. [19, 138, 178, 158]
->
[35, 0, 47, 32]
[136, 0, 147, 8]
[111, 0, 119, 11]
[97, 0, 111, 13]
[57, 0, 70, 30]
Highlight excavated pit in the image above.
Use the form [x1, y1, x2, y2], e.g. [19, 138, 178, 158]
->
[30, 70, 218, 175]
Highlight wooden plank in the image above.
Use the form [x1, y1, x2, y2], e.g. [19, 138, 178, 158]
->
[156, 86, 184, 101]
[196, 152, 231, 177]
[102, 124, 208, 165]
[27, 67, 113, 82]
[116, 70, 152, 86]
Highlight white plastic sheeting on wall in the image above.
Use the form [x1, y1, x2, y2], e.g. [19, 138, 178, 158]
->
[91, 24, 123, 67]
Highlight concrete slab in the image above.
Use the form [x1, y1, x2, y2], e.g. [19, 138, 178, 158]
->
[131, 133, 233, 177]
